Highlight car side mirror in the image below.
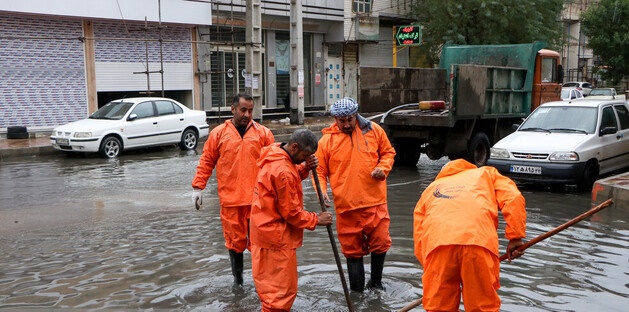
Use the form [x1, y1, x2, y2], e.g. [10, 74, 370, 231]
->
[127, 114, 138, 121]
[599, 126, 617, 136]
[511, 124, 520, 131]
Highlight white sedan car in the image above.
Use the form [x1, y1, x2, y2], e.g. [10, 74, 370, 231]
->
[488, 99, 629, 190]
[50, 97, 210, 157]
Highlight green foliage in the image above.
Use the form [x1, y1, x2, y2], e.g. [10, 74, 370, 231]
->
[411, 0, 564, 62]
[581, 0, 629, 85]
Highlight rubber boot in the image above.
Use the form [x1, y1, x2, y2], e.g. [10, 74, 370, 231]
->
[367, 252, 386, 290]
[229, 249, 244, 286]
[346, 257, 365, 292]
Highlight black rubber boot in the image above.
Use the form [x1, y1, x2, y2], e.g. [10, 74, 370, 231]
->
[346, 257, 365, 292]
[229, 249, 244, 286]
[367, 252, 386, 290]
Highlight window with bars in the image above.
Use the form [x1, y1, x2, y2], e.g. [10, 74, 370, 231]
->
[353, 0, 372, 13]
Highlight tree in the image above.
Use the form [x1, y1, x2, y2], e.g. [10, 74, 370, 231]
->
[581, 0, 629, 85]
[410, 0, 564, 63]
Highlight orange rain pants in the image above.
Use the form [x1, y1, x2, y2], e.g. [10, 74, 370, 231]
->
[251, 245, 298, 312]
[220, 205, 250, 252]
[336, 203, 391, 258]
[422, 245, 500, 312]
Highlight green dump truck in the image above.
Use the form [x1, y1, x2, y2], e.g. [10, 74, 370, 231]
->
[379, 42, 563, 167]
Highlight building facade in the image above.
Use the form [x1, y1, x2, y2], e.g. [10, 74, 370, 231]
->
[0, 0, 211, 129]
[561, 0, 597, 84]
[0, 0, 414, 130]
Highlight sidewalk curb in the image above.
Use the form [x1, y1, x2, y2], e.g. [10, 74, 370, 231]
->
[0, 121, 331, 161]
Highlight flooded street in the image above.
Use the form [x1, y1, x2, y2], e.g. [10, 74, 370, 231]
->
[1, 149, 629, 311]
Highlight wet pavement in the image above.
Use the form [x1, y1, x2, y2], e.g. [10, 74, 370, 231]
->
[1, 151, 629, 311]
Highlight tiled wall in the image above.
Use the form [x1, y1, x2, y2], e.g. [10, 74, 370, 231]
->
[93, 21, 191, 63]
[0, 15, 87, 128]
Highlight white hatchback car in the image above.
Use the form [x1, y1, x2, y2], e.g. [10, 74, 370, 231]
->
[488, 99, 629, 190]
[562, 81, 593, 96]
[50, 97, 210, 158]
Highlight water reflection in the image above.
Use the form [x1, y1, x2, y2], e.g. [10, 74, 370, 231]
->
[1, 154, 628, 311]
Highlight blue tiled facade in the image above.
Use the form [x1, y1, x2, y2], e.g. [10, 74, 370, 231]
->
[0, 15, 87, 128]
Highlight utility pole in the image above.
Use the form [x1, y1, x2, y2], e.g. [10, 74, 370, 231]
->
[289, 0, 304, 124]
[246, 0, 263, 120]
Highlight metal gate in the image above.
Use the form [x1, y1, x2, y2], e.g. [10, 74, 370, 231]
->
[209, 51, 246, 108]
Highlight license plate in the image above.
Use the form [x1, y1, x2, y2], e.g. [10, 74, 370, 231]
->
[510, 165, 542, 175]
[56, 138, 69, 145]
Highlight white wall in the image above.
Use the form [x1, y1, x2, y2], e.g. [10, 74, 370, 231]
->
[0, 0, 212, 25]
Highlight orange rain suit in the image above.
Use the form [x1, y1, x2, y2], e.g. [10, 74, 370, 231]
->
[192, 119, 274, 252]
[315, 121, 395, 257]
[414, 159, 526, 311]
[250, 143, 320, 312]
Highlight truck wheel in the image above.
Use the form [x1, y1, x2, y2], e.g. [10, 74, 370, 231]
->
[393, 139, 421, 167]
[467, 132, 490, 167]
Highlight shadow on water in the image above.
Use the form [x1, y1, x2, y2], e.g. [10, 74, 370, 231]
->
[1, 154, 628, 310]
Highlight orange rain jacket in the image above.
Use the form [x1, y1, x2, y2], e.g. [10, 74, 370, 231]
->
[413, 159, 526, 265]
[192, 119, 274, 207]
[315, 121, 395, 214]
[250, 143, 319, 249]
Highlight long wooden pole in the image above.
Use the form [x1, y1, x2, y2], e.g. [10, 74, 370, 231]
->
[398, 198, 614, 312]
[499, 198, 613, 261]
[312, 170, 355, 312]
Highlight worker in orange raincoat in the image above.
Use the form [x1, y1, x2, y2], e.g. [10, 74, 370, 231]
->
[314, 97, 396, 292]
[250, 129, 333, 311]
[414, 159, 527, 311]
[191, 93, 275, 286]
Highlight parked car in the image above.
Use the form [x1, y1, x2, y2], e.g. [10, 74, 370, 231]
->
[50, 97, 210, 158]
[562, 81, 593, 96]
[487, 99, 629, 190]
[586, 88, 626, 101]
[561, 87, 585, 101]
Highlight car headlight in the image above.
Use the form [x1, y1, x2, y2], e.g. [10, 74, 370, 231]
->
[73, 132, 92, 138]
[490, 148, 510, 159]
[549, 152, 579, 161]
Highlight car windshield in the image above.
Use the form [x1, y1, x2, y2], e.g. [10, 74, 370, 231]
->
[90, 102, 134, 120]
[520, 106, 597, 134]
[563, 82, 578, 88]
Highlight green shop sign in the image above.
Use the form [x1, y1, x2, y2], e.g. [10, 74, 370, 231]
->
[395, 25, 421, 46]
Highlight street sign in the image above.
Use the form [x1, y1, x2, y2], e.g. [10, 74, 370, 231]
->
[395, 25, 421, 46]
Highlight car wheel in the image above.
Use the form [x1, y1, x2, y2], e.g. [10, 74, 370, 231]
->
[577, 160, 599, 191]
[179, 129, 198, 150]
[467, 132, 490, 167]
[99, 136, 121, 158]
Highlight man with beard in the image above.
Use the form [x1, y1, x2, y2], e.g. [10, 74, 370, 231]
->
[250, 129, 333, 311]
[314, 97, 396, 292]
[191, 93, 275, 286]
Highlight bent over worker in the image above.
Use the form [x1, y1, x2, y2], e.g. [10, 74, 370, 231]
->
[414, 159, 526, 311]
[191, 93, 274, 286]
[250, 129, 333, 311]
[314, 97, 396, 292]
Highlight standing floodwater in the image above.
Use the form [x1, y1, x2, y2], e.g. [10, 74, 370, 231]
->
[1, 150, 629, 311]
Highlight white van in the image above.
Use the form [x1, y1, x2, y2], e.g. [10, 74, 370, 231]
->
[487, 99, 629, 190]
